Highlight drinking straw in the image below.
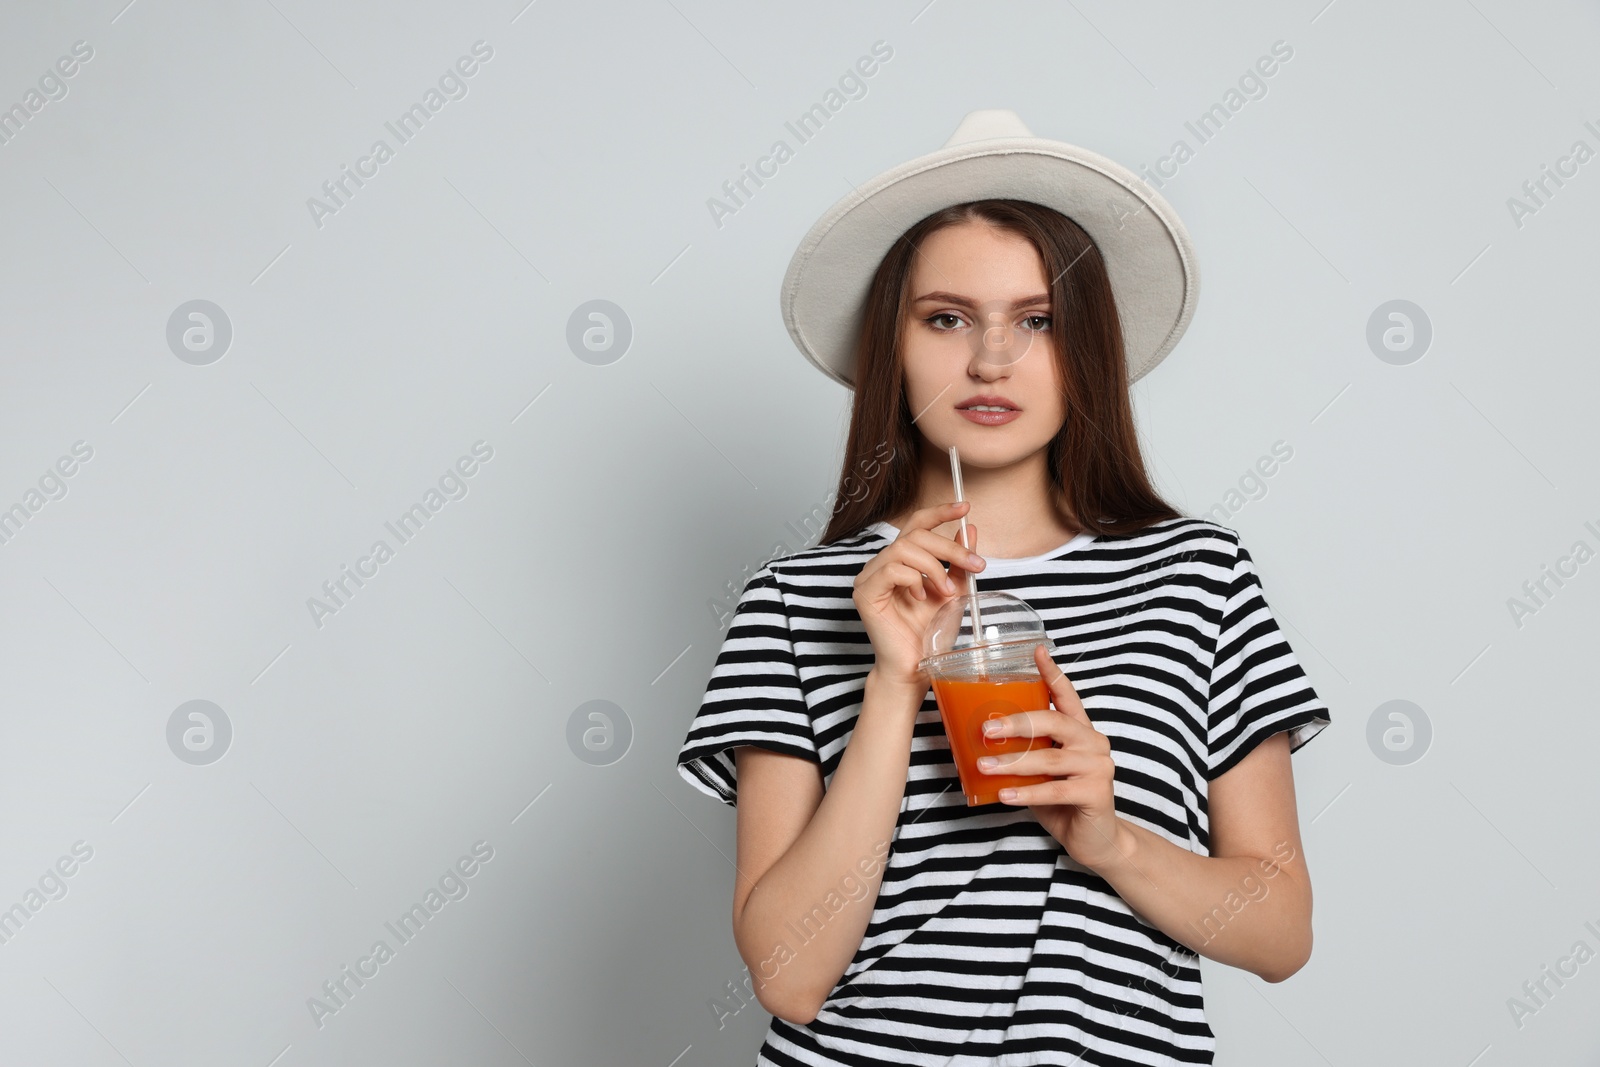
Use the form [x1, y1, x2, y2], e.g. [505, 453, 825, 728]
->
[947, 446, 987, 678]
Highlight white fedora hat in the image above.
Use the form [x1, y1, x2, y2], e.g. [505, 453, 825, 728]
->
[779, 109, 1200, 390]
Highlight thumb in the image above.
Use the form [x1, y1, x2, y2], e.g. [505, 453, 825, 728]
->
[1037, 644, 1090, 725]
[949, 523, 979, 592]
[951, 523, 979, 574]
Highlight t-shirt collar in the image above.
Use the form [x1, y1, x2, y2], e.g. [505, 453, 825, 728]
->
[866, 520, 1095, 571]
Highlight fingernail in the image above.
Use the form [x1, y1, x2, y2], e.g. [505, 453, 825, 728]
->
[981, 720, 1000, 736]
[977, 756, 995, 769]
[944, 578, 957, 594]
[968, 554, 984, 568]
[998, 789, 1018, 802]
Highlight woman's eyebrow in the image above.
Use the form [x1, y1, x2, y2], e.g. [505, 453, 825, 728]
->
[912, 290, 1051, 308]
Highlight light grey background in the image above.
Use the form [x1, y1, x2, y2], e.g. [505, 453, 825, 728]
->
[1, 1, 1596, 1064]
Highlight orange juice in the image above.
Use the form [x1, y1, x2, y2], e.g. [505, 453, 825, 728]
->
[930, 675, 1055, 806]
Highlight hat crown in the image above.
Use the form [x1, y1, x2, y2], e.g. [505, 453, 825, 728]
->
[781, 108, 1199, 390]
[942, 109, 1035, 147]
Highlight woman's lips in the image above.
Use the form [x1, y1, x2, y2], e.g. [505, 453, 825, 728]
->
[957, 408, 1021, 426]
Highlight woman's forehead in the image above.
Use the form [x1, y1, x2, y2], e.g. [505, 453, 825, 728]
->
[909, 223, 1049, 299]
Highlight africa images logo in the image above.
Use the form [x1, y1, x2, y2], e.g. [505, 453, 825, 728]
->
[705, 40, 894, 229]
[306, 441, 494, 629]
[306, 41, 494, 230]
[307, 841, 495, 1029]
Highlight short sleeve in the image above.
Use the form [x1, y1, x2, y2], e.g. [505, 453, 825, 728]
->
[1206, 535, 1331, 780]
[676, 563, 820, 805]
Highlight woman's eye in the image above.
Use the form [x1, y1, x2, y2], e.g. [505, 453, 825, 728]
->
[1022, 314, 1051, 331]
[926, 313, 965, 330]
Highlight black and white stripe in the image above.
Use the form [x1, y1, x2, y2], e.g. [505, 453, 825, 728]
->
[677, 517, 1330, 1066]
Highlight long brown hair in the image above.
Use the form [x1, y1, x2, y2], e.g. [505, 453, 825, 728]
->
[818, 198, 1182, 545]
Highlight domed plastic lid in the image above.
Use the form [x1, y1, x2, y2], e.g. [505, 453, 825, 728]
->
[919, 590, 1051, 671]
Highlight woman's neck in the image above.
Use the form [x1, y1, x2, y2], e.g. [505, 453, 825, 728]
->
[888, 450, 1078, 558]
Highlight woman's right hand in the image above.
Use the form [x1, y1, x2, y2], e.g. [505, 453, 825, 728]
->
[853, 501, 987, 693]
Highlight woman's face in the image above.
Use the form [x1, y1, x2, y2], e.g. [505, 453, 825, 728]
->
[900, 219, 1066, 471]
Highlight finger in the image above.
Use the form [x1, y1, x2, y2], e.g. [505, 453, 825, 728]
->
[1035, 645, 1091, 725]
[900, 502, 987, 581]
[955, 523, 978, 573]
[945, 524, 979, 594]
[895, 532, 990, 599]
[862, 541, 954, 599]
[889, 542, 963, 596]
[983, 708, 1099, 749]
[858, 506, 968, 586]
[880, 561, 938, 601]
[951, 516, 978, 556]
[997, 778, 1103, 806]
[903, 527, 986, 583]
[904, 500, 971, 534]
[979, 746, 1100, 779]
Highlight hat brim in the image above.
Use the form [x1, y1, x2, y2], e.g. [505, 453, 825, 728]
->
[780, 137, 1200, 389]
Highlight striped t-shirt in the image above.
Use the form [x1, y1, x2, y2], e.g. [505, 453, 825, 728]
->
[676, 516, 1330, 1066]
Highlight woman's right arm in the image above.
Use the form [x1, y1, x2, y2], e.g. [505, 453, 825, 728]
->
[730, 502, 986, 1025]
[732, 672, 923, 1024]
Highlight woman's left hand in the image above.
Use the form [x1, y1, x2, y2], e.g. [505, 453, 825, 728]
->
[977, 643, 1130, 873]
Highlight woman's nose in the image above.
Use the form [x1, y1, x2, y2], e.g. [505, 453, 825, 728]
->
[969, 353, 1008, 381]
[967, 306, 1037, 372]
[968, 324, 1030, 379]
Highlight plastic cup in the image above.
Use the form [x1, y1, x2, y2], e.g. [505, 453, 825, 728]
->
[919, 590, 1056, 806]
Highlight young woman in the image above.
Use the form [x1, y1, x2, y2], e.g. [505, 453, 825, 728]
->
[677, 111, 1330, 1066]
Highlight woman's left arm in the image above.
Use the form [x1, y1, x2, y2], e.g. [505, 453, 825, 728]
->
[984, 645, 1313, 983]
